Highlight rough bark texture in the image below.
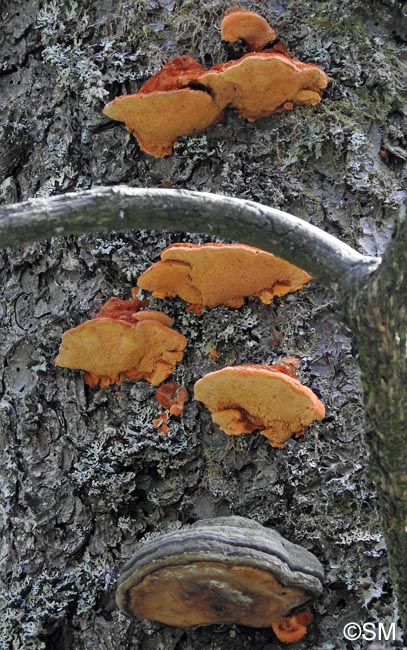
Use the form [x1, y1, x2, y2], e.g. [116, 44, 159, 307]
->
[0, 0, 406, 649]
[348, 209, 407, 635]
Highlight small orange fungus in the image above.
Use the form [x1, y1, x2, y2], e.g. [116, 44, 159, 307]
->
[209, 347, 219, 361]
[152, 412, 170, 434]
[155, 382, 188, 416]
[271, 611, 313, 643]
[221, 8, 277, 51]
[94, 296, 149, 323]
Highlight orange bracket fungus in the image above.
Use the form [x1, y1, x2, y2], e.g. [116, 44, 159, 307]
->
[116, 516, 324, 629]
[55, 297, 186, 387]
[197, 52, 328, 121]
[102, 10, 328, 155]
[221, 8, 278, 51]
[194, 364, 325, 447]
[102, 56, 223, 157]
[137, 242, 311, 314]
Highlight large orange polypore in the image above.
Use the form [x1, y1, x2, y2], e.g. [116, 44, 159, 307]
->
[194, 365, 325, 447]
[197, 52, 328, 121]
[137, 242, 311, 312]
[221, 8, 277, 51]
[55, 317, 186, 388]
[102, 56, 223, 157]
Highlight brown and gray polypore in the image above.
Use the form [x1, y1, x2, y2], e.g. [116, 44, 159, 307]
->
[116, 516, 324, 628]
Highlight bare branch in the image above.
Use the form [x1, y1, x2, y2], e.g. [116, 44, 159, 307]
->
[0, 185, 380, 295]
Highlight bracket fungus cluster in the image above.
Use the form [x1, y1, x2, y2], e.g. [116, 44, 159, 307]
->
[55, 241, 322, 447]
[102, 8, 328, 156]
[194, 364, 325, 448]
[117, 515, 324, 637]
[55, 296, 186, 387]
[137, 243, 311, 315]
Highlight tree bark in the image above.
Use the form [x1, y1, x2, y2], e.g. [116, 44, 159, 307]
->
[348, 208, 407, 633]
[1, 0, 406, 647]
[1, 186, 407, 639]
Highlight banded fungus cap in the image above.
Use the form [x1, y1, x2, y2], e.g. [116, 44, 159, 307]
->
[55, 307, 186, 387]
[194, 364, 325, 447]
[221, 8, 277, 51]
[116, 515, 324, 628]
[197, 52, 328, 121]
[102, 56, 223, 157]
[137, 242, 311, 313]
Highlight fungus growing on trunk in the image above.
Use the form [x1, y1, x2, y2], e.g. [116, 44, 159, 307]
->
[194, 365, 325, 447]
[155, 382, 188, 416]
[93, 296, 149, 322]
[116, 516, 324, 629]
[197, 52, 328, 121]
[102, 56, 223, 157]
[272, 611, 313, 643]
[55, 298, 187, 387]
[137, 243, 311, 313]
[221, 8, 277, 51]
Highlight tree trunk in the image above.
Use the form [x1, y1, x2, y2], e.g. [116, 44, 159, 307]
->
[348, 212, 407, 633]
[1, 0, 406, 648]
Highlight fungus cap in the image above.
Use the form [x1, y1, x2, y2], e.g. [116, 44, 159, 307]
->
[103, 56, 223, 157]
[137, 242, 311, 312]
[94, 296, 149, 322]
[117, 516, 324, 628]
[198, 52, 328, 121]
[194, 364, 325, 447]
[55, 317, 186, 387]
[221, 8, 277, 51]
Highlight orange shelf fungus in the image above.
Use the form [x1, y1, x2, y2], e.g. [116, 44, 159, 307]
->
[102, 56, 223, 157]
[198, 52, 328, 121]
[221, 8, 277, 51]
[194, 365, 325, 447]
[137, 243, 311, 314]
[103, 12, 328, 155]
[272, 611, 313, 643]
[55, 298, 186, 388]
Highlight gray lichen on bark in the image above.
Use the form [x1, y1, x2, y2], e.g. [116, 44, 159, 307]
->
[0, 0, 406, 648]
